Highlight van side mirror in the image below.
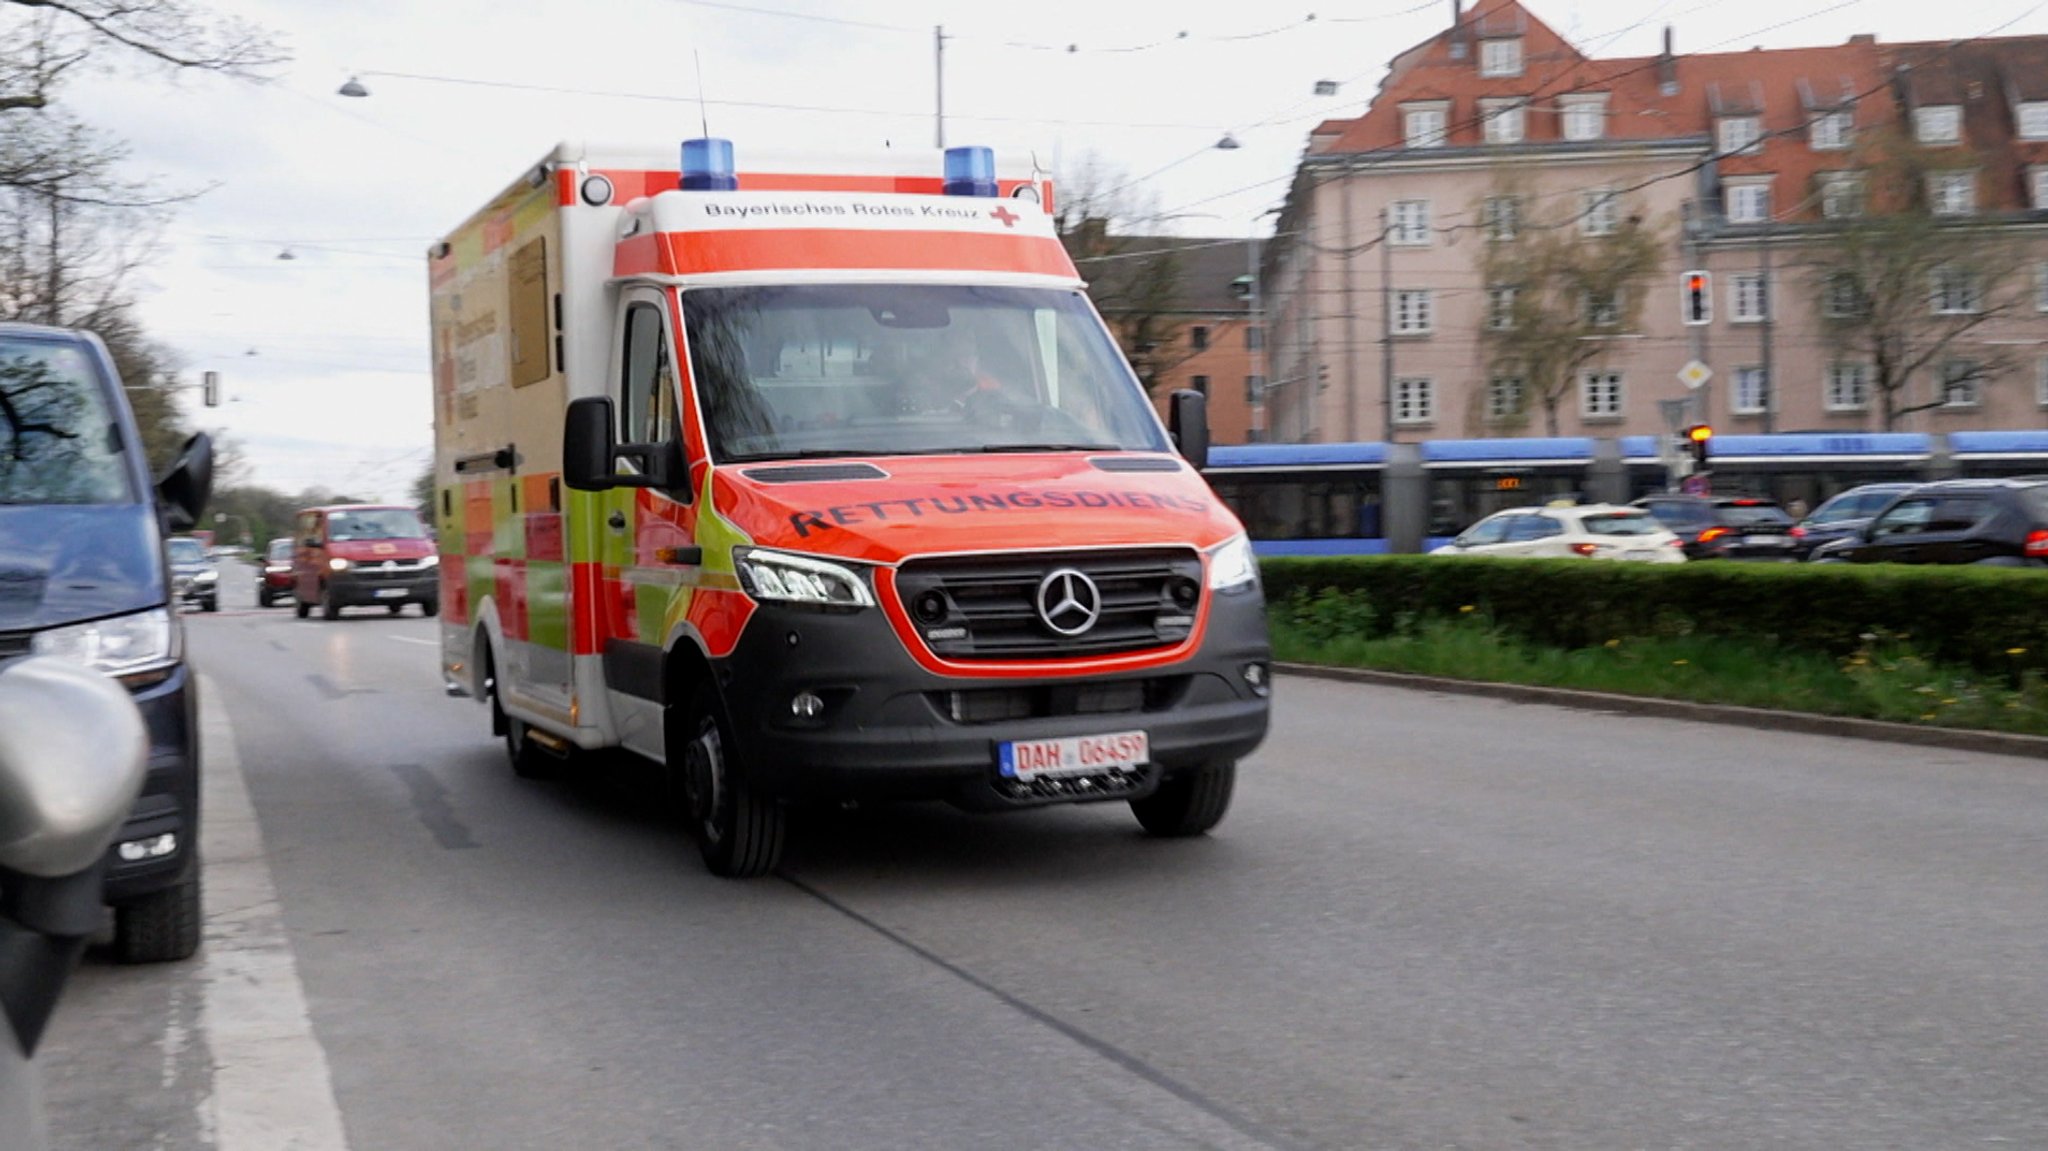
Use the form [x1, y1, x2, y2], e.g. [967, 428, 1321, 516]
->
[563, 396, 689, 496]
[1167, 389, 1209, 471]
[154, 432, 213, 532]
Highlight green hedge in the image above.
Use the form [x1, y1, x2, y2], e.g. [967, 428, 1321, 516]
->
[1261, 557, 2048, 677]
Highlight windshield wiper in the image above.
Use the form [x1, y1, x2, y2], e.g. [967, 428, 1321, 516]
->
[974, 443, 1123, 454]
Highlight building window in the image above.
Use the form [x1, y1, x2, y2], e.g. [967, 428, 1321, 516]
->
[1191, 374, 1210, 396]
[1941, 361, 1981, 408]
[1583, 288, 1622, 328]
[1560, 95, 1607, 142]
[1190, 326, 1209, 351]
[2038, 359, 2048, 407]
[2038, 262, 2048, 312]
[1730, 272, 1769, 323]
[1487, 375, 1525, 419]
[1394, 377, 1435, 424]
[2022, 102, 2048, 141]
[1821, 172, 1864, 219]
[1483, 196, 1520, 241]
[1245, 374, 1264, 402]
[1931, 265, 1982, 314]
[1394, 290, 1434, 334]
[1732, 366, 1769, 414]
[1246, 325, 1263, 351]
[1726, 181, 1771, 224]
[1928, 171, 1976, 216]
[1915, 104, 1961, 144]
[1480, 37, 1523, 77]
[1480, 99, 1526, 144]
[1581, 188, 1618, 236]
[1826, 363, 1870, 411]
[1718, 116, 1763, 156]
[2032, 166, 2048, 211]
[1811, 109, 1854, 150]
[1580, 371, 1623, 418]
[1823, 272, 1867, 319]
[1389, 199, 1431, 245]
[1404, 103, 1449, 148]
[1486, 286, 1518, 330]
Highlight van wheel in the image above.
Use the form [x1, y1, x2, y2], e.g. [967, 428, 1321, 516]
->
[680, 688, 785, 877]
[422, 599, 439, 618]
[321, 588, 341, 620]
[388, 603, 403, 615]
[295, 599, 310, 619]
[113, 866, 202, 964]
[258, 589, 273, 608]
[1130, 760, 1236, 837]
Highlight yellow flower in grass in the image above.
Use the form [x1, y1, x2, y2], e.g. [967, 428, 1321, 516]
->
[1604, 639, 1621, 648]
[2009, 648, 2028, 656]
[1672, 659, 1689, 666]
[1459, 604, 1476, 614]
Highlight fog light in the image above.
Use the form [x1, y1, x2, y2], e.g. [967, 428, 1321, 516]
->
[913, 589, 949, 624]
[1242, 662, 1270, 698]
[117, 832, 178, 862]
[790, 692, 825, 719]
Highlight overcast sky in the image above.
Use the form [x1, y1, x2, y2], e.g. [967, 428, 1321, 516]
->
[54, 0, 2048, 503]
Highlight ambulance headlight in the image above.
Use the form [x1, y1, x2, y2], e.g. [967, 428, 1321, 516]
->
[734, 548, 874, 610]
[1206, 534, 1260, 594]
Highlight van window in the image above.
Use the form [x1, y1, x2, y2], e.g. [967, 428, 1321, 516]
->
[682, 284, 1171, 462]
[0, 335, 136, 505]
[326, 509, 428, 541]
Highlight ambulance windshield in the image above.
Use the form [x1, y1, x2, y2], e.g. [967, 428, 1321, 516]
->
[682, 285, 1172, 463]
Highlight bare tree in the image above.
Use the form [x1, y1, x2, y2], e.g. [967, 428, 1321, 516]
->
[1477, 180, 1666, 436]
[1804, 128, 2030, 429]
[1053, 151, 1193, 396]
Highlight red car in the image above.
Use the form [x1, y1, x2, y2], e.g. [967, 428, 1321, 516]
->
[257, 537, 295, 607]
[292, 504, 439, 619]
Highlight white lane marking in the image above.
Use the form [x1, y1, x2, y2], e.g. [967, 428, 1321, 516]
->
[198, 678, 352, 1150]
[387, 636, 437, 647]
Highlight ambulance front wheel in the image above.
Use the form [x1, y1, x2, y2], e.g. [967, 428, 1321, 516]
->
[679, 688, 786, 878]
[1130, 760, 1236, 837]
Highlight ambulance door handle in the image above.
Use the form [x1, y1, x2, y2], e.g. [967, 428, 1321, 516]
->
[608, 512, 626, 531]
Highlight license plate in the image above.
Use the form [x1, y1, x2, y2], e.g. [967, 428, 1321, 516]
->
[1748, 535, 1788, 545]
[998, 730, 1149, 781]
[374, 588, 407, 599]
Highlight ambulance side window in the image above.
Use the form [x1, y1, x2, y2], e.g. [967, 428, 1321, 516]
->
[620, 302, 676, 447]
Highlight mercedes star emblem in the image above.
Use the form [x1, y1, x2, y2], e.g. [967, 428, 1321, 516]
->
[1035, 568, 1102, 637]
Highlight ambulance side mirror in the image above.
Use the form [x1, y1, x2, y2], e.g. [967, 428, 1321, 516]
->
[564, 397, 689, 496]
[1167, 389, 1209, 471]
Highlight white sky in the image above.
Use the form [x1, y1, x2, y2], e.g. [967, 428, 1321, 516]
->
[53, 0, 2048, 501]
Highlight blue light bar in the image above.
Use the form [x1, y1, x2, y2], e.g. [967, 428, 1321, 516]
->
[680, 138, 737, 191]
[943, 146, 998, 197]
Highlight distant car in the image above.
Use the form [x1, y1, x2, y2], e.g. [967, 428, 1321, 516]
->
[165, 536, 218, 612]
[257, 537, 295, 607]
[1430, 503, 1686, 561]
[1632, 495, 1799, 561]
[1808, 478, 2048, 566]
[1791, 483, 1919, 560]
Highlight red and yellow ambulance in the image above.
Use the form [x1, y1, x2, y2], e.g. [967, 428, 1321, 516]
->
[431, 140, 1270, 875]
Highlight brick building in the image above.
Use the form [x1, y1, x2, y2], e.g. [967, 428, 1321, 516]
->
[1263, 0, 2048, 445]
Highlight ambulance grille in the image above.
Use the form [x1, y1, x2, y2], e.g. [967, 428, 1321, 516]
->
[894, 548, 1203, 659]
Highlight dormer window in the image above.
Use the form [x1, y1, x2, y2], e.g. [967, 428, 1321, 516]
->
[1480, 98, 1526, 144]
[1725, 180, 1772, 224]
[1560, 94, 1607, 142]
[1915, 104, 1962, 144]
[1810, 109, 1853, 150]
[1403, 102, 1449, 148]
[2020, 102, 2048, 141]
[1480, 37, 1523, 78]
[1718, 116, 1763, 156]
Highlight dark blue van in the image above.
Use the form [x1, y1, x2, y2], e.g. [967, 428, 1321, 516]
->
[0, 322, 212, 963]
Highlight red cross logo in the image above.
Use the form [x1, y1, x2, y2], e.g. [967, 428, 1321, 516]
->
[990, 205, 1020, 228]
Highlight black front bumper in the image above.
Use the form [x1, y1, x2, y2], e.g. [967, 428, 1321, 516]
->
[714, 589, 1271, 811]
[328, 569, 438, 607]
[101, 661, 199, 903]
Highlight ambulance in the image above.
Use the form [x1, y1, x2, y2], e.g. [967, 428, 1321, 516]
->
[430, 139, 1270, 876]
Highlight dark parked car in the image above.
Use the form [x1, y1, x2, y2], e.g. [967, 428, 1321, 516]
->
[257, 537, 295, 607]
[166, 535, 218, 613]
[1790, 483, 1918, 560]
[0, 321, 212, 963]
[1808, 478, 2048, 566]
[1631, 494, 1800, 560]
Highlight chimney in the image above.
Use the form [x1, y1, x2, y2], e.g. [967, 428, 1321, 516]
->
[1449, 0, 1468, 59]
[1658, 26, 1678, 95]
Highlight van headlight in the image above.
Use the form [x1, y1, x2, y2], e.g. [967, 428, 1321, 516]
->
[734, 548, 874, 609]
[421, 554, 440, 568]
[1206, 534, 1260, 594]
[329, 557, 350, 571]
[31, 608, 179, 683]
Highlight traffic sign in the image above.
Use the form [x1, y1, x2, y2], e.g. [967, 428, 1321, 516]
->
[1677, 360, 1712, 390]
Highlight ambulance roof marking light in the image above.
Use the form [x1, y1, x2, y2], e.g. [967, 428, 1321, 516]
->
[943, 146, 998, 198]
[681, 138, 738, 191]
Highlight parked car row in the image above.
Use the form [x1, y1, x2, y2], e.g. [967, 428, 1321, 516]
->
[1434, 478, 2048, 569]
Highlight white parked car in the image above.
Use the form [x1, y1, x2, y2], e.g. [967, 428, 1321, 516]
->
[1430, 503, 1687, 562]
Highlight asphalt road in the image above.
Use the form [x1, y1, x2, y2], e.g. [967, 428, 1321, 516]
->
[38, 563, 2048, 1149]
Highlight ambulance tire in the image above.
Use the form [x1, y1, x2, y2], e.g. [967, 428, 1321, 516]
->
[680, 688, 785, 878]
[1130, 760, 1236, 837]
[485, 645, 559, 781]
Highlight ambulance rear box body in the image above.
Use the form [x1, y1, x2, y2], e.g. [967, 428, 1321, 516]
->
[431, 141, 1270, 875]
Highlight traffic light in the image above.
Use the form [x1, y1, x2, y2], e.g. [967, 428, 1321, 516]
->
[1682, 271, 1711, 326]
[1685, 423, 1713, 467]
[202, 370, 220, 407]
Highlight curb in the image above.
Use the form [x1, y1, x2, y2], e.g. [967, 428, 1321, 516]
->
[1276, 662, 2048, 761]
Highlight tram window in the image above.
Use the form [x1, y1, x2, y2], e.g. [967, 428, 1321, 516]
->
[1212, 475, 1384, 540]
[1429, 472, 1582, 535]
